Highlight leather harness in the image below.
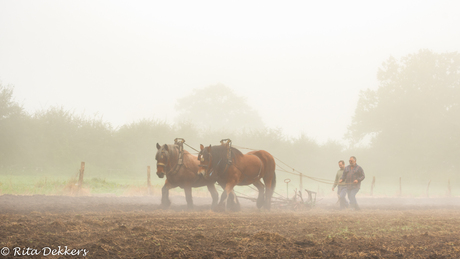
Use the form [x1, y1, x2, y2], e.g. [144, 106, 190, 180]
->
[203, 139, 262, 180]
[157, 138, 185, 176]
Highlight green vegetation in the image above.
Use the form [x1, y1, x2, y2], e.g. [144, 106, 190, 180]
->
[1, 50, 459, 196]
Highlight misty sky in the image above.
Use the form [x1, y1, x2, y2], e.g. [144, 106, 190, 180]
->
[1, 1, 459, 144]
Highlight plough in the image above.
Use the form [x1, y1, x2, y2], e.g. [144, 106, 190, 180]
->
[234, 186, 318, 210]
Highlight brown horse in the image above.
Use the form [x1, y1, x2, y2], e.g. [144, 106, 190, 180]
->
[156, 143, 218, 210]
[197, 143, 276, 211]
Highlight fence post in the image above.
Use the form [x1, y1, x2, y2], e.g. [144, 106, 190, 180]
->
[426, 180, 431, 198]
[78, 162, 85, 194]
[448, 179, 451, 197]
[299, 173, 303, 193]
[284, 179, 291, 199]
[370, 176, 375, 196]
[147, 166, 152, 195]
[399, 177, 402, 197]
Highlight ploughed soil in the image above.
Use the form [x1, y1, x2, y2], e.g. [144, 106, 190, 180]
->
[1, 195, 460, 258]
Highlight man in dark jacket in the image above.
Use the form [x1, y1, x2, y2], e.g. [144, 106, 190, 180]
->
[339, 156, 365, 210]
[332, 161, 346, 193]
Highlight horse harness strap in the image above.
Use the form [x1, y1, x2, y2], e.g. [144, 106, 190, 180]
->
[222, 141, 233, 176]
[168, 139, 184, 176]
[159, 139, 185, 176]
[157, 160, 181, 175]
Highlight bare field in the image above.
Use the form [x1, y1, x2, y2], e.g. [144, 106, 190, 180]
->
[1, 195, 460, 258]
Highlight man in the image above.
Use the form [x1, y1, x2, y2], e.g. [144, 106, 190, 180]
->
[332, 160, 347, 207]
[339, 156, 365, 210]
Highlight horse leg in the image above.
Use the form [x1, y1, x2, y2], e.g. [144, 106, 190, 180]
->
[227, 190, 235, 210]
[216, 182, 236, 212]
[227, 190, 241, 212]
[160, 180, 173, 209]
[263, 172, 276, 211]
[253, 180, 265, 209]
[184, 185, 193, 210]
[215, 188, 228, 212]
[206, 184, 219, 210]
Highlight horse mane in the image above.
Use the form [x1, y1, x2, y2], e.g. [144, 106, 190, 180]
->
[209, 145, 243, 169]
[165, 144, 197, 170]
[166, 144, 179, 168]
[182, 149, 197, 169]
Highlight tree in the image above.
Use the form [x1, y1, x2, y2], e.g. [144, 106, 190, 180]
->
[0, 84, 23, 120]
[0, 84, 29, 167]
[113, 119, 174, 170]
[175, 84, 265, 133]
[348, 50, 460, 177]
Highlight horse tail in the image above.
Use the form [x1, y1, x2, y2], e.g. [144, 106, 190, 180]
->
[263, 152, 276, 210]
[255, 150, 276, 191]
[267, 153, 276, 192]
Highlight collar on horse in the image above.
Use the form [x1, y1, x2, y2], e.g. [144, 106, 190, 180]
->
[158, 138, 185, 176]
[212, 139, 262, 181]
[217, 139, 233, 177]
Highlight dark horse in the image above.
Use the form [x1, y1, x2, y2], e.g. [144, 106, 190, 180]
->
[156, 143, 219, 210]
[197, 142, 276, 211]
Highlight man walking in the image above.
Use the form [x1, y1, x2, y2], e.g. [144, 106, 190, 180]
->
[332, 160, 347, 207]
[339, 156, 365, 210]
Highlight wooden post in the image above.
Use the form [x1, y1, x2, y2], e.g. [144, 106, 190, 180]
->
[370, 176, 375, 196]
[78, 162, 85, 194]
[426, 180, 431, 198]
[147, 166, 152, 195]
[448, 179, 451, 197]
[284, 179, 291, 200]
[299, 173, 303, 192]
[399, 177, 402, 197]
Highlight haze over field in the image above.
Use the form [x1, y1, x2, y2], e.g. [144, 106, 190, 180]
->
[1, 1, 460, 199]
[1, 1, 459, 143]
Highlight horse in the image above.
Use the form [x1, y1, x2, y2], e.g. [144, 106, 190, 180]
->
[197, 143, 276, 211]
[155, 143, 219, 210]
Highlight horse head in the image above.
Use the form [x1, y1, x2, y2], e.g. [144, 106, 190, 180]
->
[155, 143, 171, 178]
[197, 144, 213, 178]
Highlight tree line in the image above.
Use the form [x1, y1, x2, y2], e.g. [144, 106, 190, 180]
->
[0, 85, 343, 183]
[1, 49, 459, 188]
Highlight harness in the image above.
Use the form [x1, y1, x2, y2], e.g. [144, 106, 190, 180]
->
[157, 138, 185, 176]
[219, 139, 233, 177]
[200, 139, 263, 181]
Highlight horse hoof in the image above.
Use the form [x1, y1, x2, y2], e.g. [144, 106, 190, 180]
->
[228, 203, 241, 212]
[213, 205, 226, 212]
[159, 203, 171, 210]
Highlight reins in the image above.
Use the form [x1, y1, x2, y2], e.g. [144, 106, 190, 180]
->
[210, 139, 262, 180]
[220, 139, 233, 177]
[157, 138, 186, 176]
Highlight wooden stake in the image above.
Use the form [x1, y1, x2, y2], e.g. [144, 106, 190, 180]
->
[299, 173, 303, 192]
[399, 177, 402, 197]
[426, 180, 431, 198]
[147, 166, 152, 195]
[284, 179, 291, 200]
[78, 162, 85, 194]
[370, 176, 375, 196]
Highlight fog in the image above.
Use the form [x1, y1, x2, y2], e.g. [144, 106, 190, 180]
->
[1, 1, 459, 142]
[1, 1, 460, 197]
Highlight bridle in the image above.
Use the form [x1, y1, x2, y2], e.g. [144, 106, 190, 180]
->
[156, 138, 185, 176]
[199, 139, 233, 178]
[156, 149, 169, 170]
[198, 150, 210, 169]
